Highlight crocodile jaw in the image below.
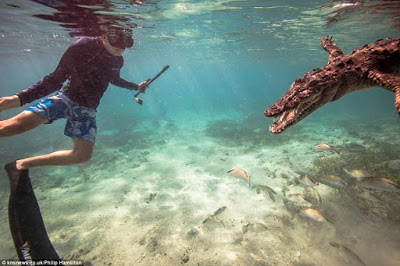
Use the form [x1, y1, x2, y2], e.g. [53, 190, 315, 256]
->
[265, 93, 323, 133]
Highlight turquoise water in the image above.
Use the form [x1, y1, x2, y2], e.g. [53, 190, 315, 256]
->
[1, 0, 400, 264]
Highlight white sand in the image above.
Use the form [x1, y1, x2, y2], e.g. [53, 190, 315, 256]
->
[0, 111, 399, 265]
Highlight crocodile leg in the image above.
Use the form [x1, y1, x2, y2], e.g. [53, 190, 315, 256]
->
[320, 36, 344, 64]
[367, 69, 400, 117]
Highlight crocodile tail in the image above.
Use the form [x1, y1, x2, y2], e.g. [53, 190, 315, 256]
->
[395, 87, 400, 117]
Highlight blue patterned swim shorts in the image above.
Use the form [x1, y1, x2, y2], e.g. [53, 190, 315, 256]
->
[26, 90, 97, 143]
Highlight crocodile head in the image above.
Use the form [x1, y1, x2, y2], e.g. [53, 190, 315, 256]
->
[264, 69, 340, 133]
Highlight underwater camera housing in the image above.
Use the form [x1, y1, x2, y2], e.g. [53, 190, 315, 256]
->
[107, 29, 134, 49]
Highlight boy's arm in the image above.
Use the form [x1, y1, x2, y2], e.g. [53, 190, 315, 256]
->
[109, 57, 148, 92]
[16, 44, 76, 106]
[110, 72, 139, 91]
[111, 73, 149, 92]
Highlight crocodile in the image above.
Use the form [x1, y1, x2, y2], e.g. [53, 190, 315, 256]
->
[264, 36, 400, 133]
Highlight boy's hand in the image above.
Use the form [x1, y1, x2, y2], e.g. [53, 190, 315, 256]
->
[138, 80, 150, 93]
[0, 95, 21, 112]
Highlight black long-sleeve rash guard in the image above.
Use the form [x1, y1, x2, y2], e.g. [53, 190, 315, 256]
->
[17, 37, 139, 109]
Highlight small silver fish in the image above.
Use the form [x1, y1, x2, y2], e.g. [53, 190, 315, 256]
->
[227, 167, 251, 187]
[242, 222, 268, 234]
[318, 174, 347, 188]
[202, 215, 225, 227]
[287, 193, 310, 204]
[298, 174, 319, 187]
[357, 191, 382, 202]
[344, 143, 366, 152]
[316, 144, 340, 154]
[213, 206, 227, 216]
[256, 185, 276, 202]
[357, 177, 400, 193]
[145, 193, 157, 203]
[203, 207, 227, 227]
[343, 168, 373, 179]
[330, 242, 366, 266]
[302, 208, 329, 222]
[311, 187, 323, 204]
[334, 2, 361, 8]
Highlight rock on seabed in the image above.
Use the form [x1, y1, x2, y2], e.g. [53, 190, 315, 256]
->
[388, 160, 400, 170]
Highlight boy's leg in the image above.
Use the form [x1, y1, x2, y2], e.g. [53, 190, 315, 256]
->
[0, 110, 48, 136]
[3, 92, 96, 172]
[16, 138, 94, 170]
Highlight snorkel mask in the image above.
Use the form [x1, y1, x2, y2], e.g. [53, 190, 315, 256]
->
[107, 29, 134, 49]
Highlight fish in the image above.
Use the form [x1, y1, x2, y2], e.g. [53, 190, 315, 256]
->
[357, 191, 395, 212]
[304, 187, 323, 204]
[227, 167, 251, 187]
[256, 185, 276, 202]
[203, 206, 227, 227]
[301, 208, 330, 223]
[202, 215, 225, 227]
[145, 193, 157, 203]
[343, 168, 373, 179]
[357, 177, 400, 193]
[316, 144, 340, 154]
[343, 143, 367, 152]
[333, 2, 362, 8]
[318, 174, 347, 188]
[242, 222, 269, 234]
[312, 187, 323, 204]
[213, 206, 227, 216]
[357, 191, 383, 203]
[287, 193, 310, 204]
[298, 174, 319, 187]
[330, 242, 366, 266]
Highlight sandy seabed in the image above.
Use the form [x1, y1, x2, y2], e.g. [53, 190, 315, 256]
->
[1, 110, 399, 265]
